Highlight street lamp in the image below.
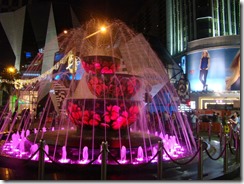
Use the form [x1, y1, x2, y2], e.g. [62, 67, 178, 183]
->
[7, 66, 16, 74]
[100, 26, 107, 33]
[83, 25, 108, 40]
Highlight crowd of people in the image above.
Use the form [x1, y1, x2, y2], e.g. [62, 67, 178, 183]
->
[187, 110, 240, 133]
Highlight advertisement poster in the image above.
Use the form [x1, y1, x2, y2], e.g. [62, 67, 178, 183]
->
[187, 48, 240, 91]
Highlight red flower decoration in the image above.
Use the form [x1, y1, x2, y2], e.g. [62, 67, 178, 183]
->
[104, 105, 120, 123]
[128, 106, 140, 124]
[87, 76, 107, 96]
[87, 111, 101, 126]
[112, 111, 128, 130]
[82, 56, 120, 74]
[87, 75, 141, 99]
[67, 102, 101, 126]
[101, 66, 113, 74]
[67, 101, 140, 130]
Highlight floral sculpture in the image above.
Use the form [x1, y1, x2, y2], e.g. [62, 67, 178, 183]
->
[67, 56, 141, 130]
[68, 102, 140, 130]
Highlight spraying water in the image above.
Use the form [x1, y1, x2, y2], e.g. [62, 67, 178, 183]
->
[0, 19, 196, 166]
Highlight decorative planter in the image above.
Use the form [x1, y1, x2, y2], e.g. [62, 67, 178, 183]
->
[82, 55, 120, 74]
[86, 73, 141, 99]
[66, 99, 141, 130]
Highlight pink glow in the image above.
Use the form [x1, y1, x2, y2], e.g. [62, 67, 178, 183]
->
[135, 158, 144, 162]
[1, 129, 187, 165]
[1, 132, 188, 164]
[172, 154, 179, 158]
[58, 158, 70, 163]
[6, 151, 14, 154]
[42, 127, 47, 132]
[31, 154, 38, 160]
[118, 160, 128, 164]
[163, 156, 170, 160]
[77, 160, 90, 164]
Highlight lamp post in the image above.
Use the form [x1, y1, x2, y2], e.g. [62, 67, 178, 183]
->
[83, 26, 108, 40]
[7, 66, 16, 74]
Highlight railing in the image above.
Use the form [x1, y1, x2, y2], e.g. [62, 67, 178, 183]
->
[196, 121, 235, 144]
[24, 130, 240, 180]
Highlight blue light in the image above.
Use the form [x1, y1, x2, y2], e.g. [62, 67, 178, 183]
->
[54, 52, 64, 62]
[25, 52, 32, 59]
[54, 74, 61, 80]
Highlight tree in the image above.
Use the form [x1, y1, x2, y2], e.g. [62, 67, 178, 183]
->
[0, 66, 20, 95]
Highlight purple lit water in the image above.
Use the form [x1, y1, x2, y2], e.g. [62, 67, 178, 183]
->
[0, 19, 197, 167]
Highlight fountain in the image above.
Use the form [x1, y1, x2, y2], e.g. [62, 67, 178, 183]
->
[0, 19, 197, 178]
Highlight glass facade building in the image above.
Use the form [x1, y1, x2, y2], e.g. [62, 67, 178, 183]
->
[166, 0, 240, 56]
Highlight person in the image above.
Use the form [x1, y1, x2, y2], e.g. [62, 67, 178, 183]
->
[212, 111, 217, 122]
[228, 111, 240, 148]
[228, 111, 240, 132]
[222, 112, 228, 126]
[190, 111, 198, 131]
[199, 50, 210, 91]
[226, 51, 240, 90]
[222, 112, 230, 133]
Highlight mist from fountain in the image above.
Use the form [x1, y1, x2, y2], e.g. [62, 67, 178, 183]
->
[0, 19, 197, 167]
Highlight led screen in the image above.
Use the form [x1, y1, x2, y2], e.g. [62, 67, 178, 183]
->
[187, 48, 240, 91]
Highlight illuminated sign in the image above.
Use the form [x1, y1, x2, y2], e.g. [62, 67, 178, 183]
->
[25, 52, 32, 58]
[53, 52, 84, 81]
[187, 48, 240, 91]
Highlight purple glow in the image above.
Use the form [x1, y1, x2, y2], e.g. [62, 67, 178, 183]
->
[42, 127, 47, 132]
[77, 160, 90, 164]
[58, 158, 70, 163]
[82, 147, 89, 159]
[136, 146, 144, 161]
[135, 158, 144, 162]
[120, 146, 126, 161]
[118, 160, 128, 164]
[1, 129, 188, 164]
[44, 145, 49, 161]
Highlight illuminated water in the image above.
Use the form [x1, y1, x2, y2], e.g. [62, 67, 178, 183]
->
[0, 19, 196, 167]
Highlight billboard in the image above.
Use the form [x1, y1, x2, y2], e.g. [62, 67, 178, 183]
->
[187, 48, 240, 91]
[53, 51, 84, 81]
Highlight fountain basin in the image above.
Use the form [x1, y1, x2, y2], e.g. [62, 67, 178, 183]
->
[26, 129, 162, 149]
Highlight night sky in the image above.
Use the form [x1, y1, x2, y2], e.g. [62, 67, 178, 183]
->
[0, 0, 149, 71]
[70, 0, 149, 22]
